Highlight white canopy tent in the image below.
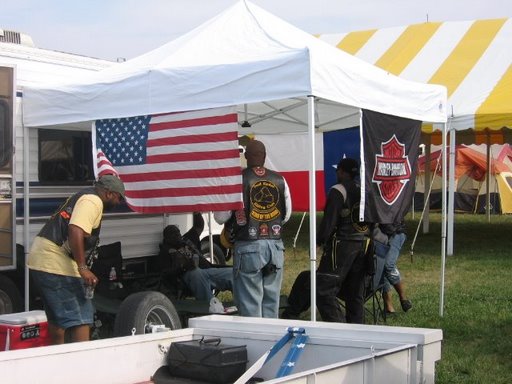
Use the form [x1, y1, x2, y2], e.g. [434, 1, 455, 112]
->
[22, 0, 447, 318]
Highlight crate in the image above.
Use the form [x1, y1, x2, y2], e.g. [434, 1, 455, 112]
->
[0, 310, 51, 351]
[167, 337, 247, 383]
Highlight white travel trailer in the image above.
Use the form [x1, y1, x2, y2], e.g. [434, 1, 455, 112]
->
[0, 30, 224, 316]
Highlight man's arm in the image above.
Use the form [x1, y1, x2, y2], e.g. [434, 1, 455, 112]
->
[69, 224, 97, 286]
[191, 212, 205, 237]
[316, 188, 344, 246]
[283, 178, 292, 224]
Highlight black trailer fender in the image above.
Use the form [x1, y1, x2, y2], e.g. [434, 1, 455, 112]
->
[113, 291, 181, 337]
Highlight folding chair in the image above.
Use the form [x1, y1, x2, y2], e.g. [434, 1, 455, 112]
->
[363, 241, 388, 324]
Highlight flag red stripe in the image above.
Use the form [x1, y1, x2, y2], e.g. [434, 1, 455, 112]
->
[150, 113, 238, 131]
[119, 166, 241, 182]
[147, 149, 240, 163]
[98, 169, 116, 177]
[97, 159, 113, 167]
[280, 170, 326, 212]
[128, 201, 243, 214]
[147, 131, 238, 147]
[126, 184, 242, 199]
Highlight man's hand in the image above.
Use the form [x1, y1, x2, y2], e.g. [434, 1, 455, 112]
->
[79, 268, 98, 287]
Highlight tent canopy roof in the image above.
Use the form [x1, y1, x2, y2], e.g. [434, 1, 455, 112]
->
[23, 0, 446, 131]
[318, 18, 512, 132]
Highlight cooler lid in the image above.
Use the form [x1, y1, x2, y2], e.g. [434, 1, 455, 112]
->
[0, 310, 47, 325]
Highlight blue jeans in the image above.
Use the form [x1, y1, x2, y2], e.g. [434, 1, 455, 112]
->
[232, 239, 285, 318]
[378, 233, 406, 292]
[182, 267, 233, 301]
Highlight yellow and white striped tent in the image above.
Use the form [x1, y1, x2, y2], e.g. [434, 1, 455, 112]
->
[318, 19, 512, 140]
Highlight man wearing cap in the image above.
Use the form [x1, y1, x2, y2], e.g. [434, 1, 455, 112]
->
[215, 139, 292, 318]
[159, 212, 233, 307]
[28, 175, 125, 344]
[316, 157, 370, 323]
[282, 158, 370, 323]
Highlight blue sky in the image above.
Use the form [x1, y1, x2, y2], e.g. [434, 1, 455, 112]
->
[1, 0, 512, 61]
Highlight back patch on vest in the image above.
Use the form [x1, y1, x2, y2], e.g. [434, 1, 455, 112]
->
[249, 180, 281, 221]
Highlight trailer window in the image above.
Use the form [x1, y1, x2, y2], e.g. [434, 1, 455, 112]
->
[0, 99, 11, 168]
[38, 129, 94, 184]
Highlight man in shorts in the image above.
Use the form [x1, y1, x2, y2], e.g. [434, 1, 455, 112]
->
[28, 175, 125, 344]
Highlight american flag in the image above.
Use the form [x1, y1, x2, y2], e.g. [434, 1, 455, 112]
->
[92, 106, 243, 214]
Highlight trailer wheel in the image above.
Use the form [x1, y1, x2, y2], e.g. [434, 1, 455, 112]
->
[201, 242, 226, 265]
[0, 275, 24, 314]
[113, 291, 181, 337]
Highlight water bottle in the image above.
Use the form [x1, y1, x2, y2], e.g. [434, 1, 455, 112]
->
[109, 267, 117, 281]
[84, 285, 95, 299]
[109, 267, 118, 290]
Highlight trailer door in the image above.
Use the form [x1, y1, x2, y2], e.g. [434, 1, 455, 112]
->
[0, 66, 15, 271]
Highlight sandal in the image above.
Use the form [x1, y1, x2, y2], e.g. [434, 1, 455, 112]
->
[400, 299, 412, 312]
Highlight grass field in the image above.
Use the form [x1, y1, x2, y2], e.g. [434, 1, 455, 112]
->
[278, 212, 512, 384]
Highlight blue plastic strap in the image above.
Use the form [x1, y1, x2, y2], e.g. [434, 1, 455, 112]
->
[264, 327, 299, 362]
[275, 333, 309, 377]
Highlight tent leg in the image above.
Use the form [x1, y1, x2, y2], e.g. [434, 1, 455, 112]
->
[447, 129, 456, 256]
[23, 122, 31, 311]
[423, 136, 431, 234]
[486, 130, 491, 222]
[440, 122, 448, 317]
[307, 96, 317, 322]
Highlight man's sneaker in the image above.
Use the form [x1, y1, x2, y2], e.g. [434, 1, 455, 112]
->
[281, 309, 301, 320]
[401, 299, 412, 312]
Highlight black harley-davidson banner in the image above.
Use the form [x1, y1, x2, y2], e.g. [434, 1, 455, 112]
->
[361, 109, 422, 224]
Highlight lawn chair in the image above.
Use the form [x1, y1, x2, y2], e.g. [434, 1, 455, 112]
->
[362, 241, 388, 324]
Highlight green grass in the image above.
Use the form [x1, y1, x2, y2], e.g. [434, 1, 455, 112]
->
[278, 212, 512, 384]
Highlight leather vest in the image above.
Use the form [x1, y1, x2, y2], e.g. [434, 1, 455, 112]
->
[234, 167, 286, 241]
[38, 188, 101, 258]
[334, 180, 369, 240]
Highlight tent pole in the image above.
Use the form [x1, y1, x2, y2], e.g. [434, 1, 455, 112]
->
[23, 121, 31, 311]
[486, 131, 491, 222]
[307, 96, 317, 322]
[207, 212, 214, 263]
[447, 127, 456, 256]
[440, 122, 447, 317]
[423, 136, 431, 234]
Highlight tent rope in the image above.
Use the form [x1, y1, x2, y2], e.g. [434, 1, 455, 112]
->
[410, 146, 444, 262]
[292, 212, 307, 257]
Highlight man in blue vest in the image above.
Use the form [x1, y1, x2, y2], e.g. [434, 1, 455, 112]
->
[215, 140, 292, 318]
[28, 175, 125, 344]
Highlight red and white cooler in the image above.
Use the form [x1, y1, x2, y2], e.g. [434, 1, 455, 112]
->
[0, 310, 51, 351]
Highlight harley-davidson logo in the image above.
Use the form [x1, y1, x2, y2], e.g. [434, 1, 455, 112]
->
[372, 135, 411, 205]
